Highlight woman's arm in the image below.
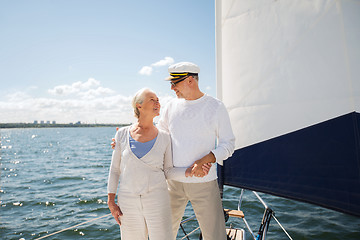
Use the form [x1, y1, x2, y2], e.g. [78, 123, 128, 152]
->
[161, 136, 208, 181]
[163, 135, 187, 180]
[108, 193, 122, 225]
[107, 131, 123, 224]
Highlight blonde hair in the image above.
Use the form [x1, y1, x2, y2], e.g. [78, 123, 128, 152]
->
[132, 88, 152, 119]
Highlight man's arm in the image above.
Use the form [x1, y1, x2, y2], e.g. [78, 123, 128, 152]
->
[189, 102, 235, 177]
[210, 102, 235, 165]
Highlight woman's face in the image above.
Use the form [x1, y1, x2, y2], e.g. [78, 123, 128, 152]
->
[138, 91, 160, 117]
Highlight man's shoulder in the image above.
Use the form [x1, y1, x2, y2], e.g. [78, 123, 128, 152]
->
[158, 128, 171, 139]
[167, 97, 182, 105]
[162, 97, 183, 113]
[204, 95, 224, 108]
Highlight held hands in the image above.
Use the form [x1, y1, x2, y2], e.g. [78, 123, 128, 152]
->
[185, 162, 212, 177]
[185, 152, 216, 178]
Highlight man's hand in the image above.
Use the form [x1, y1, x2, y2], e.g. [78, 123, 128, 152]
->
[111, 138, 116, 149]
[202, 163, 212, 174]
[185, 162, 205, 177]
[190, 161, 207, 177]
[111, 127, 119, 149]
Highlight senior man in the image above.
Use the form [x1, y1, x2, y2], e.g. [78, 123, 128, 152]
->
[157, 62, 235, 240]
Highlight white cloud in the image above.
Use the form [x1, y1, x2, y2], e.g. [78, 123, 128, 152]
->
[0, 92, 134, 124]
[5, 91, 31, 102]
[139, 66, 153, 76]
[0, 79, 176, 124]
[138, 57, 174, 76]
[48, 78, 101, 96]
[47, 78, 117, 100]
[78, 78, 100, 89]
[152, 57, 174, 67]
[78, 87, 116, 99]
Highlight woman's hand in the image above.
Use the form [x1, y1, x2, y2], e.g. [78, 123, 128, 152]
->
[185, 165, 193, 177]
[108, 193, 122, 225]
[108, 201, 122, 225]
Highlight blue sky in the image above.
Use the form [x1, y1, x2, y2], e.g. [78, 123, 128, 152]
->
[0, 0, 216, 124]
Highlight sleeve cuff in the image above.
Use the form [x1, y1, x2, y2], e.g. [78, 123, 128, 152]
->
[211, 150, 224, 166]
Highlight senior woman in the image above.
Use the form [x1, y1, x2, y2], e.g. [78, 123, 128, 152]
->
[107, 88, 183, 240]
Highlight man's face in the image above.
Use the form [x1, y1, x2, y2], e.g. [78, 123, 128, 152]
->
[170, 76, 189, 99]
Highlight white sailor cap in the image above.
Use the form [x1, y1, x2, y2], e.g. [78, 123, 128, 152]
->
[166, 62, 200, 81]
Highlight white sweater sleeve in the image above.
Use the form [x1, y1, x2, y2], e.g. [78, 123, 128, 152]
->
[211, 102, 236, 166]
[107, 131, 122, 194]
[157, 102, 170, 133]
[162, 132, 187, 180]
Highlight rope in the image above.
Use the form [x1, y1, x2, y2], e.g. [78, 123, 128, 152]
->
[34, 213, 112, 240]
[180, 226, 200, 240]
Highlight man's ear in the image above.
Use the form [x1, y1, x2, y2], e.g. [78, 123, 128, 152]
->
[188, 76, 193, 84]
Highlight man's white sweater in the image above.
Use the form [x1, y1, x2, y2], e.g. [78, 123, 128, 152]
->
[157, 94, 235, 183]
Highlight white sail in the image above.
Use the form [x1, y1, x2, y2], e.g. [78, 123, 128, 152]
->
[216, 0, 360, 150]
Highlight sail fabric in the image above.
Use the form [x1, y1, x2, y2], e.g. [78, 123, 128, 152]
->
[216, 0, 360, 149]
[221, 112, 360, 217]
[216, 0, 360, 217]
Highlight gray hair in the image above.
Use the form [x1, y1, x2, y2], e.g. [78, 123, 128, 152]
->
[132, 88, 152, 119]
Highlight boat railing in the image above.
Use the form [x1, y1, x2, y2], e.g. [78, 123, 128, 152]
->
[250, 191, 293, 240]
[179, 215, 201, 240]
[179, 189, 293, 240]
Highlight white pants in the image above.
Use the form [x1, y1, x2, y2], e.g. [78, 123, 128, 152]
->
[117, 188, 173, 240]
[167, 180, 227, 240]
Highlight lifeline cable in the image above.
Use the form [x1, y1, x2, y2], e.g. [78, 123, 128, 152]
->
[272, 213, 293, 240]
[34, 213, 112, 240]
[180, 226, 200, 240]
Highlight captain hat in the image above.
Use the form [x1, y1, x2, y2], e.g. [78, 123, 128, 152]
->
[166, 62, 200, 81]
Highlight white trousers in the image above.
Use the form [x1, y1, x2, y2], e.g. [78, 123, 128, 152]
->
[117, 188, 173, 240]
[167, 180, 227, 240]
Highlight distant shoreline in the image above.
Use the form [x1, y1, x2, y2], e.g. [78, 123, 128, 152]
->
[0, 123, 130, 129]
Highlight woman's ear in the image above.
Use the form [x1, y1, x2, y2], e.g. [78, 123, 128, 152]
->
[136, 103, 142, 110]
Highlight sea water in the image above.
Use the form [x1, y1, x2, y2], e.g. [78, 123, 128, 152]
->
[1, 127, 359, 240]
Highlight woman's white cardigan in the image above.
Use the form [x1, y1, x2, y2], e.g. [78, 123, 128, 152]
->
[107, 126, 184, 195]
